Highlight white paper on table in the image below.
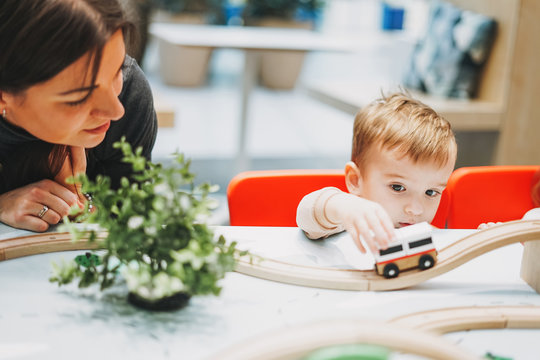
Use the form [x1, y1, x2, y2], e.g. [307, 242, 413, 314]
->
[229, 228, 476, 271]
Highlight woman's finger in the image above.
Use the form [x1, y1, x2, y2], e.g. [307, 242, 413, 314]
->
[40, 179, 81, 210]
[35, 204, 62, 225]
[18, 215, 50, 232]
[53, 147, 87, 201]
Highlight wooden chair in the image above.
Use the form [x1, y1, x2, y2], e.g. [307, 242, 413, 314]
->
[445, 165, 539, 228]
[227, 169, 449, 228]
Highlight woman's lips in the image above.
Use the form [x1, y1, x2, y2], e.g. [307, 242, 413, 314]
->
[85, 121, 111, 134]
[399, 222, 414, 227]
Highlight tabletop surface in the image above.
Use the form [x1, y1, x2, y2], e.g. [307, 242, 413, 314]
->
[149, 23, 411, 52]
[0, 225, 538, 359]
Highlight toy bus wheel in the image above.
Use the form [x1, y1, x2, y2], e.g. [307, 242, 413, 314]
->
[383, 263, 399, 278]
[418, 254, 435, 270]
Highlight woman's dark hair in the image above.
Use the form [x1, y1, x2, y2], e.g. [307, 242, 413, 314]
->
[0, 0, 135, 192]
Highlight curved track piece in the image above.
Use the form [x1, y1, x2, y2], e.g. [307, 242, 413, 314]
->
[390, 305, 540, 333]
[235, 220, 540, 290]
[0, 231, 104, 261]
[214, 306, 540, 360]
[2, 220, 540, 291]
[214, 318, 480, 360]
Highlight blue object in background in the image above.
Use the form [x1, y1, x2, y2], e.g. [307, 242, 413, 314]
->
[381, 2, 405, 30]
[224, 3, 245, 26]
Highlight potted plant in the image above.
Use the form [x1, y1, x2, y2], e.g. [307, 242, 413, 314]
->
[243, 0, 326, 89]
[50, 138, 242, 311]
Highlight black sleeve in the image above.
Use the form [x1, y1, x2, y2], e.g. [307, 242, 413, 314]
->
[87, 56, 158, 188]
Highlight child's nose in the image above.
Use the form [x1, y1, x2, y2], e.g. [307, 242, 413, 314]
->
[405, 200, 423, 216]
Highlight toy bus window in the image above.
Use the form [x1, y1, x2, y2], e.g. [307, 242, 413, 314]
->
[379, 244, 404, 256]
[408, 238, 433, 249]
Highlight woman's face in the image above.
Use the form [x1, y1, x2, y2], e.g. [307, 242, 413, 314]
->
[1, 29, 126, 148]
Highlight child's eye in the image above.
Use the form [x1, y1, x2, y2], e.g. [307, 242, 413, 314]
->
[390, 184, 405, 192]
[425, 189, 440, 197]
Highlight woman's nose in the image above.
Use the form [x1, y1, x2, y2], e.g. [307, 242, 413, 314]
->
[90, 87, 125, 120]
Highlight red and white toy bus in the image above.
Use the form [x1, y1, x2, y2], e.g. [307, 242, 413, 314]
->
[374, 222, 437, 278]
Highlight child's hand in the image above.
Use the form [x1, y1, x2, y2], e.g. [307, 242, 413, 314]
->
[326, 193, 396, 254]
[478, 222, 502, 230]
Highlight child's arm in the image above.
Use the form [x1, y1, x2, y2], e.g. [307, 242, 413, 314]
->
[297, 187, 395, 253]
[296, 187, 346, 240]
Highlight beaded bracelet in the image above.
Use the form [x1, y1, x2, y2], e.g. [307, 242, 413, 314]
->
[84, 193, 94, 212]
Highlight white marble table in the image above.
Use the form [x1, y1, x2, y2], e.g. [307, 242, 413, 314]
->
[0, 225, 538, 359]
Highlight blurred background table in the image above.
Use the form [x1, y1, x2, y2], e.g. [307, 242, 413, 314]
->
[149, 23, 408, 172]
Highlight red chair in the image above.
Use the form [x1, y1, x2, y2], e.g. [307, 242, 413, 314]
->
[445, 165, 539, 229]
[227, 170, 346, 227]
[227, 169, 449, 228]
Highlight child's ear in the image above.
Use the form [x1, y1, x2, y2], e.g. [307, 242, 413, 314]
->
[345, 161, 363, 195]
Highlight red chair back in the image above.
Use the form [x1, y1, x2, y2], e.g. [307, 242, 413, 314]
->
[445, 165, 539, 229]
[227, 169, 449, 228]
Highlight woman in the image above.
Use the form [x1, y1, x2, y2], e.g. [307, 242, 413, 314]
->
[0, 0, 157, 231]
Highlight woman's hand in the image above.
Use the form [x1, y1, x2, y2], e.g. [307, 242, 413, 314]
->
[0, 180, 81, 232]
[0, 146, 87, 232]
[326, 192, 396, 254]
[54, 146, 87, 203]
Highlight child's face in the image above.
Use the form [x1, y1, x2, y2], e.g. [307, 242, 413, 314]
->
[357, 146, 454, 228]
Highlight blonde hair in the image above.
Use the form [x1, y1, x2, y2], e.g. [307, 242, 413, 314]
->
[351, 92, 457, 169]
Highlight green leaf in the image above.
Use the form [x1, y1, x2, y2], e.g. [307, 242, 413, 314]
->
[53, 138, 237, 306]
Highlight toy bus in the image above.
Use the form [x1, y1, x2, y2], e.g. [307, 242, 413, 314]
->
[374, 222, 437, 278]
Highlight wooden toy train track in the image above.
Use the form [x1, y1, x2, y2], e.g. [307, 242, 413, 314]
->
[214, 305, 540, 360]
[0, 230, 103, 261]
[234, 220, 540, 290]
[2, 223, 539, 359]
[1, 220, 539, 291]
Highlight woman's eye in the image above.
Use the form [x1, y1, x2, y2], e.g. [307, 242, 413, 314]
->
[65, 91, 93, 107]
[66, 98, 88, 107]
[425, 189, 440, 197]
[391, 184, 405, 192]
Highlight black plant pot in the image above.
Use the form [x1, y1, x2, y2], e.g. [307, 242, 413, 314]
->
[128, 291, 191, 311]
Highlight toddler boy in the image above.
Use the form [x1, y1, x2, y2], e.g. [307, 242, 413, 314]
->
[296, 93, 457, 253]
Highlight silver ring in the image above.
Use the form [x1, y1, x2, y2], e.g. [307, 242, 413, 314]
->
[37, 205, 49, 219]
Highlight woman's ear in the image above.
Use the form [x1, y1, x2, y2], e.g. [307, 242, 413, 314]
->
[0, 91, 7, 109]
[345, 161, 363, 196]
